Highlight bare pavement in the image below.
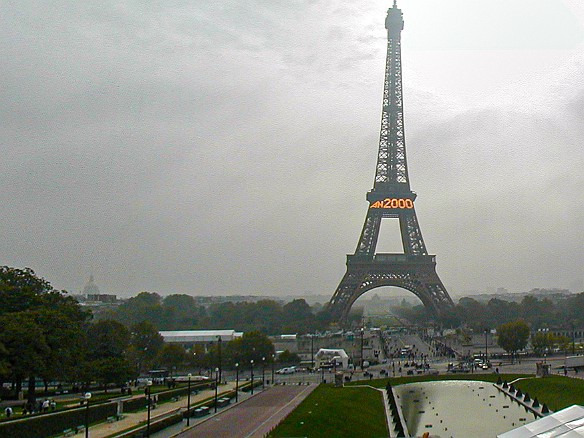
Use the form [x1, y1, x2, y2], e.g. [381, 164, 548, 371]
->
[166, 384, 317, 438]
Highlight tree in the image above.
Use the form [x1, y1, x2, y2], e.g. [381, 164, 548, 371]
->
[0, 267, 53, 315]
[92, 357, 136, 392]
[34, 306, 89, 391]
[107, 292, 164, 326]
[0, 267, 90, 401]
[497, 320, 530, 363]
[0, 312, 50, 400]
[282, 299, 316, 334]
[157, 344, 187, 373]
[128, 321, 164, 373]
[161, 295, 206, 330]
[86, 320, 130, 359]
[278, 350, 301, 364]
[531, 331, 554, 356]
[520, 296, 557, 329]
[224, 331, 275, 366]
[0, 341, 9, 377]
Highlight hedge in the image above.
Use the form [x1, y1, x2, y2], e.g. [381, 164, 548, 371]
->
[0, 381, 220, 437]
[0, 402, 117, 438]
[121, 395, 147, 413]
[122, 382, 213, 413]
[114, 411, 184, 438]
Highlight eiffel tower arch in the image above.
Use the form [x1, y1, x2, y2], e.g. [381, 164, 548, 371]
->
[328, 1, 454, 323]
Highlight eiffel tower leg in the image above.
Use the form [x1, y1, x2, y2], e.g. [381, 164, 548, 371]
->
[329, 258, 453, 324]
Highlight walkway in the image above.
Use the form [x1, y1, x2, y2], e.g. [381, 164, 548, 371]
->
[174, 384, 317, 438]
[89, 382, 236, 438]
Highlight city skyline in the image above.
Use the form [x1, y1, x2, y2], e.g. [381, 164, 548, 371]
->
[2, 0, 583, 298]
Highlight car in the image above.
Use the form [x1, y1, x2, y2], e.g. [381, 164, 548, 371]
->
[276, 367, 296, 374]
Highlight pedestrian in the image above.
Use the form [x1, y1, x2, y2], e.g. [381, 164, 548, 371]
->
[50, 400, 56, 411]
[42, 399, 50, 413]
[5, 407, 13, 418]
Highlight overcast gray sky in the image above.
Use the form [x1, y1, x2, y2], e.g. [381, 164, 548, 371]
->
[2, 0, 583, 299]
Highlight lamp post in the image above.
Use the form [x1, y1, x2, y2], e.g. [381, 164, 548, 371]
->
[84, 392, 91, 438]
[214, 367, 219, 413]
[310, 334, 315, 370]
[360, 327, 365, 370]
[146, 380, 153, 438]
[271, 354, 275, 385]
[218, 336, 223, 384]
[186, 373, 192, 426]
[262, 357, 266, 389]
[572, 322, 576, 355]
[235, 363, 239, 402]
[484, 328, 489, 365]
[250, 360, 254, 395]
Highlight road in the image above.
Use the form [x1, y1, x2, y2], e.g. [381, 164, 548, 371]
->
[175, 384, 317, 438]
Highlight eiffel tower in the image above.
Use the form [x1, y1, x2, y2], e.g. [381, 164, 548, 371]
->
[328, 1, 454, 323]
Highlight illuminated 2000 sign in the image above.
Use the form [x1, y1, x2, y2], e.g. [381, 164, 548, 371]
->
[369, 198, 414, 209]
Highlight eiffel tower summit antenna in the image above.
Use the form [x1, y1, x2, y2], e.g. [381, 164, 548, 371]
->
[327, 4, 454, 324]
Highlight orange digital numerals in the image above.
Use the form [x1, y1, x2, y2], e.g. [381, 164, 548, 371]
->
[369, 198, 414, 209]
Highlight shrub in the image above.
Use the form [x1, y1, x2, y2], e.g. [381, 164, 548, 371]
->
[0, 402, 117, 438]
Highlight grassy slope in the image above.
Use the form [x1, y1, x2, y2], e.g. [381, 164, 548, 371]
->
[268, 385, 388, 438]
[512, 376, 584, 411]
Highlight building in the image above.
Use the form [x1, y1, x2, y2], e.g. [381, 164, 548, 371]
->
[159, 330, 242, 351]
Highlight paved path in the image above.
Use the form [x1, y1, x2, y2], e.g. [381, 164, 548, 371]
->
[175, 384, 317, 438]
[89, 383, 236, 438]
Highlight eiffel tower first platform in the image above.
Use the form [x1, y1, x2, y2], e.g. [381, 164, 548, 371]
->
[328, 1, 454, 323]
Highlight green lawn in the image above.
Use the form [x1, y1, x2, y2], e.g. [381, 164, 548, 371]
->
[512, 376, 584, 411]
[268, 384, 388, 438]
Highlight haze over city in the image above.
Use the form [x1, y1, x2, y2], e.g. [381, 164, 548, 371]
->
[2, 0, 583, 298]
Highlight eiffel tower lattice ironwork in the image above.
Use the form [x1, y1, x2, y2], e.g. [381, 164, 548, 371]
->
[328, 1, 454, 323]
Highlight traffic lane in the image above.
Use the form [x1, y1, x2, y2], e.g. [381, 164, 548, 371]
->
[177, 384, 316, 438]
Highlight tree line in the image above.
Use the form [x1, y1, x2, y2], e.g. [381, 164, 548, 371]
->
[100, 291, 335, 334]
[0, 267, 289, 403]
[397, 294, 584, 331]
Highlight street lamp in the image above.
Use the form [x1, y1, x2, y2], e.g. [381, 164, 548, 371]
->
[271, 354, 275, 385]
[360, 327, 365, 370]
[250, 360, 254, 395]
[214, 367, 219, 413]
[310, 334, 315, 370]
[186, 373, 192, 426]
[218, 336, 223, 384]
[83, 392, 91, 438]
[262, 357, 266, 389]
[146, 380, 153, 438]
[484, 328, 489, 364]
[572, 322, 576, 355]
[235, 363, 239, 402]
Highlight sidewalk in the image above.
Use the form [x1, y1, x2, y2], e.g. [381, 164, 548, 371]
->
[89, 382, 237, 438]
